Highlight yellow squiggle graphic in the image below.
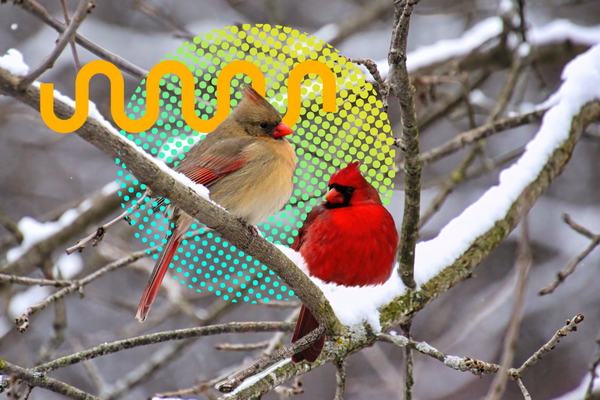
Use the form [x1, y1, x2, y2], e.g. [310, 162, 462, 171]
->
[40, 59, 337, 134]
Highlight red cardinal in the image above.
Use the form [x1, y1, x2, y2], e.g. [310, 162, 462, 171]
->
[290, 162, 399, 363]
[136, 86, 296, 322]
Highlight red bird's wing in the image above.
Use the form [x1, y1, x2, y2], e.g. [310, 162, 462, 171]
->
[291, 205, 327, 363]
[175, 138, 251, 187]
[291, 205, 325, 251]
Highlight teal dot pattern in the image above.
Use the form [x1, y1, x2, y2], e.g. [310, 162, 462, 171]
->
[115, 24, 395, 304]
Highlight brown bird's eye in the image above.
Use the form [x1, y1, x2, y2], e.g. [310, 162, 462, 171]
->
[260, 122, 269, 130]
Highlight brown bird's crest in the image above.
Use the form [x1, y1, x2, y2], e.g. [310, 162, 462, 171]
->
[242, 85, 267, 105]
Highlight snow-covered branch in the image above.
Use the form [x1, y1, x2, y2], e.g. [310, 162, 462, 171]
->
[0, 64, 344, 337]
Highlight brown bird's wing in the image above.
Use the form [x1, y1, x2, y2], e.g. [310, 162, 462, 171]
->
[291, 204, 327, 363]
[175, 138, 252, 187]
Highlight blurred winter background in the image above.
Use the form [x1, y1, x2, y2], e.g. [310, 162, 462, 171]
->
[1, 0, 600, 399]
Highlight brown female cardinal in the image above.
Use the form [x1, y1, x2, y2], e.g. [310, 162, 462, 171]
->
[136, 86, 296, 322]
[290, 162, 399, 363]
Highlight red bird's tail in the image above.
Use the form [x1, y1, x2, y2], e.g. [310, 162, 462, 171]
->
[291, 305, 326, 363]
[135, 231, 182, 322]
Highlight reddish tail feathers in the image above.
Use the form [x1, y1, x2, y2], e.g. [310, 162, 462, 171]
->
[291, 305, 326, 363]
[135, 232, 182, 322]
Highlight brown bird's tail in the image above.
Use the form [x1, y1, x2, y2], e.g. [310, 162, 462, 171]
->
[291, 305, 326, 363]
[135, 230, 183, 322]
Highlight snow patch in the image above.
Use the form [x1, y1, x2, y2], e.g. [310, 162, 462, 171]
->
[54, 252, 83, 279]
[0, 48, 29, 76]
[6, 209, 80, 263]
[8, 286, 51, 318]
[313, 23, 340, 43]
[231, 359, 290, 394]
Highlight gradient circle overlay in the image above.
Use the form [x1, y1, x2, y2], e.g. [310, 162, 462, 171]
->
[115, 24, 395, 304]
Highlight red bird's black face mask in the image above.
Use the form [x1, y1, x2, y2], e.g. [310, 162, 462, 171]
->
[324, 183, 355, 208]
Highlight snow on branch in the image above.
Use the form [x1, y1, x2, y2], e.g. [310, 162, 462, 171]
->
[0, 55, 344, 336]
[355, 18, 600, 79]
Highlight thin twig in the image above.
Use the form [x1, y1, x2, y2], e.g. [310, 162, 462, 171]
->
[516, 378, 532, 400]
[15, 246, 159, 332]
[0, 206, 24, 244]
[584, 332, 600, 399]
[13, 0, 148, 79]
[378, 314, 585, 380]
[402, 322, 414, 400]
[378, 332, 500, 376]
[418, 108, 546, 167]
[216, 325, 325, 393]
[334, 358, 346, 400]
[539, 214, 600, 295]
[215, 341, 270, 351]
[509, 314, 585, 378]
[0, 359, 100, 400]
[133, 0, 196, 40]
[0, 273, 73, 287]
[65, 191, 148, 254]
[34, 321, 294, 374]
[18, 0, 94, 90]
[388, 0, 421, 289]
[59, 0, 81, 72]
[485, 217, 533, 400]
[344, 57, 390, 110]
[103, 284, 240, 400]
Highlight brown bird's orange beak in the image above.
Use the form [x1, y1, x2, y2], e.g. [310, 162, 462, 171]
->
[325, 187, 344, 204]
[273, 122, 293, 138]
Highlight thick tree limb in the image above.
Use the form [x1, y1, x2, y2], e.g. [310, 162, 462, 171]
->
[219, 100, 600, 398]
[0, 66, 344, 337]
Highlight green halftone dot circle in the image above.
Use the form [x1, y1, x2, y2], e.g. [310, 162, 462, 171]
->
[116, 24, 394, 304]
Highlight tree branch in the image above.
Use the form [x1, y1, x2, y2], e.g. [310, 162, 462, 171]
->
[539, 214, 600, 295]
[0, 184, 122, 277]
[216, 325, 325, 393]
[0, 66, 344, 336]
[388, 0, 422, 289]
[33, 321, 294, 374]
[7, 0, 148, 79]
[15, 246, 159, 332]
[17, 0, 94, 90]
[0, 359, 100, 400]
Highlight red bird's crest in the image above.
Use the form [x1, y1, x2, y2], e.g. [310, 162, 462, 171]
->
[329, 161, 363, 186]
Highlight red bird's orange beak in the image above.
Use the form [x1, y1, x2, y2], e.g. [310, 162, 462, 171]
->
[325, 187, 344, 204]
[273, 122, 293, 138]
